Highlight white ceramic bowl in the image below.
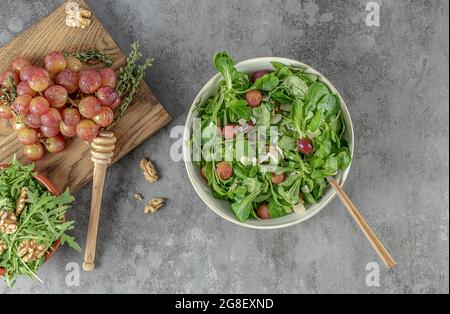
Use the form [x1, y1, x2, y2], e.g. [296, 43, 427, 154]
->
[183, 57, 354, 229]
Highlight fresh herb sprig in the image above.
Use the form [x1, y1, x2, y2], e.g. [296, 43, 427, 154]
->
[0, 77, 17, 107]
[0, 157, 80, 288]
[64, 50, 113, 67]
[108, 41, 154, 129]
[0, 77, 24, 125]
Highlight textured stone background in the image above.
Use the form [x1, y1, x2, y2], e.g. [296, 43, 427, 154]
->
[0, 0, 448, 294]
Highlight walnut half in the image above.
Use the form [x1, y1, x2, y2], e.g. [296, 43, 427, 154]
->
[140, 158, 158, 183]
[144, 198, 165, 214]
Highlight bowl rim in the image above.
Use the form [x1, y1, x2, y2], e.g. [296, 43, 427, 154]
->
[0, 164, 62, 276]
[183, 57, 355, 229]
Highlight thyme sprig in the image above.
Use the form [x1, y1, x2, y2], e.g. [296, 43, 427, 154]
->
[0, 78, 25, 125]
[0, 77, 17, 106]
[108, 41, 154, 129]
[65, 50, 113, 67]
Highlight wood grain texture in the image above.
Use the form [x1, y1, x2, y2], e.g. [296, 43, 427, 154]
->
[327, 177, 397, 269]
[83, 131, 117, 271]
[0, 0, 171, 193]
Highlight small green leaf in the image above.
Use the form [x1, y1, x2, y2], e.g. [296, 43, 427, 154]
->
[284, 76, 308, 99]
[305, 82, 329, 110]
[254, 73, 279, 91]
[317, 94, 340, 118]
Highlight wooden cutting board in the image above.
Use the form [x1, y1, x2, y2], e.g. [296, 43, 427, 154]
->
[0, 0, 171, 193]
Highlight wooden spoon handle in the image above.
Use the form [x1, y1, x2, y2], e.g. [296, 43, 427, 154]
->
[83, 131, 116, 272]
[327, 177, 397, 269]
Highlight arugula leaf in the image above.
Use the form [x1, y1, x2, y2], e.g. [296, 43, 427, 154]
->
[0, 158, 78, 287]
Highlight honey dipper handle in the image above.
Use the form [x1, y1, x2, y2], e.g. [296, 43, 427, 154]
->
[83, 163, 108, 271]
[83, 131, 116, 272]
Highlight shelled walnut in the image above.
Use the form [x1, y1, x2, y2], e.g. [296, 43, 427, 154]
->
[0, 240, 7, 255]
[65, 2, 92, 29]
[140, 158, 158, 183]
[17, 240, 47, 263]
[144, 198, 165, 214]
[0, 211, 18, 235]
[15, 187, 28, 216]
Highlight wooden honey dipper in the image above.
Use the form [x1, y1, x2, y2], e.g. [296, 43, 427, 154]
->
[83, 130, 117, 271]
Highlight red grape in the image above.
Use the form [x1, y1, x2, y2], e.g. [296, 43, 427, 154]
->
[11, 95, 33, 115]
[12, 58, 31, 73]
[200, 167, 207, 181]
[16, 81, 37, 97]
[252, 70, 271, 83]
[216, 161, 233, 180]
[55, 69, 79, 94]
[41, 108, 62, 127]
[271, 173, 285, 185]
[96, 87, 119, 107]
[60, 122, 77, 137]
[40, 125, 60, 137]
[65, 56, 82, 72]
[62, 107, 81, 126]
[1, 71, 19, 90]
[98, 68, 117, 88]
[222, 124, 237, 140]
[9, 117, 25, 131]
[24, 143, 45, 161]
[44, 85, 68, 108]
[297, 138, 314, 155]
[0, 105, 13, 119]
[256, 204, 270, 219]
[76, 119, 99, 142]
[78, 96, 101, 118]
[45, 51, 67, 74]
[79, 70, 102, 94]
[19, 65, 36, 82]
[28, 68, 51, 92]
[92, 106, 114, 127]
[110, 96, 121, 109]
[24, 114, 42, 129]
[17, 127, 37, 145]
[245, 90, 262, 107]
[44, 135, 65, 153]
[29, 96, 50, 116]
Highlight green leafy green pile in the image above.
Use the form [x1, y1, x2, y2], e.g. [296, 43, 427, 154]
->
[194, 52, 352, 222]
[0, 158, 80, 287]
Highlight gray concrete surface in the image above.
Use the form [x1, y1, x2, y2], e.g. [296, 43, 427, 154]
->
[1, 0, 448, 294]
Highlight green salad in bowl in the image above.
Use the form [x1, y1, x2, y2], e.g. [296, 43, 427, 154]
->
[185, 53, 353, 228]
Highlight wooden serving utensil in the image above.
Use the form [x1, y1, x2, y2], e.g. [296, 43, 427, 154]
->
[83, 131, 117, 272]
[327, 177, 396, 269]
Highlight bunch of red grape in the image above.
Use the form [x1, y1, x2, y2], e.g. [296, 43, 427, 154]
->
[0, 52, 120, 161]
